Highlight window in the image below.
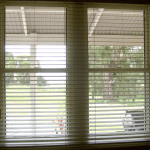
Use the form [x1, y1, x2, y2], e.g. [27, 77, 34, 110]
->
[0, 1, 150, 148]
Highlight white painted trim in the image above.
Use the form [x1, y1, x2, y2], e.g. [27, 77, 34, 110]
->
[88, 8, 104, 37]
[21, 7, 27, 36]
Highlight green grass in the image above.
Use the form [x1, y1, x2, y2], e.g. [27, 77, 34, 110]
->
[6, 85, 145, 133]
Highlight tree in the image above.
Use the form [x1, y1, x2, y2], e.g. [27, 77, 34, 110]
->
[15, 55, 47, 86]
[14, 55, 30, 85]
[5, 53, 47, 86]
[89, 46, 144, 103]
[37, 76, 47, 86]
[5, 52, 16, 85]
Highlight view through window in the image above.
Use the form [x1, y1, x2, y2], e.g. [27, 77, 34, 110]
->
[88, 8, 146, 139]
[0, 3, 149, 147]
[5, 6, 67, 145]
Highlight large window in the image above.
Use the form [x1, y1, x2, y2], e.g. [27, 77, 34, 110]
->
[0, 1, 150, 148]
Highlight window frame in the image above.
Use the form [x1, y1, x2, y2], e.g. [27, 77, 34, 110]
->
[0, 1, 150, 149]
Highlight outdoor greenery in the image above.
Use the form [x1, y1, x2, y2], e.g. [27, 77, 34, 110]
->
[5, 52, 46, 86]
[6, 46, 145, 104]
[5, 46, 145, 134]
[89, 46, 144, 103]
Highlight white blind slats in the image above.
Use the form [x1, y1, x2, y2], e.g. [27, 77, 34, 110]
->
[88, 6, 149, 145]
[2, 6, 68, 146]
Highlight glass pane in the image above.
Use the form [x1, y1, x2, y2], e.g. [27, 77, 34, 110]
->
[88, 8, 146, 139]
[89, 72, 145, 133]
[5, 6, 67, 145]
[5, 73, 66, 136]
[5, 6, 66, 69]
[88, 8, 144, 68]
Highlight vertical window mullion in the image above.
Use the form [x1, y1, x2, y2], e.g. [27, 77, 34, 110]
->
[67, 3, 89, 144]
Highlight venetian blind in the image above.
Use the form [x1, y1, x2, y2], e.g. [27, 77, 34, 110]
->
[2, 3, 68, 147]
[0, 1, 150, 148]
[88, 5, 150, 144]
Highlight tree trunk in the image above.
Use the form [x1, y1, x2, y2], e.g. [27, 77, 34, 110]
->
[103, 46, 120, 102]
[103, 65, 115, 101]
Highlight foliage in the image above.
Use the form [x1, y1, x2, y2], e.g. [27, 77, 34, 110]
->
[5, 52, 46, 86]
[89, 46, 144, 102]
[37, 76, 47, 86]
[5, 52, 16, 85]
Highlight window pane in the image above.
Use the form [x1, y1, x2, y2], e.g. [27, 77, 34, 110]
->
[5, 6, 66, 69]
[89, 72, 145, 130]
[5, 6, 67, 146]
[88, 8, 147, 143]
[88, 8, 144, 68]
[5, 73, 66, 143]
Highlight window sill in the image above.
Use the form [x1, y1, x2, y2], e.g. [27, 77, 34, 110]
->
[1, 140, 150, 150]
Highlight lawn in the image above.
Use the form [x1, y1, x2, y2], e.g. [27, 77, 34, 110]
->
[5, 85, 145, 135]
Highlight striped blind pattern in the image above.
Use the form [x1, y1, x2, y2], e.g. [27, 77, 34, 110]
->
[88, 6, 149, 143]
[0, 1, 150, 148]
